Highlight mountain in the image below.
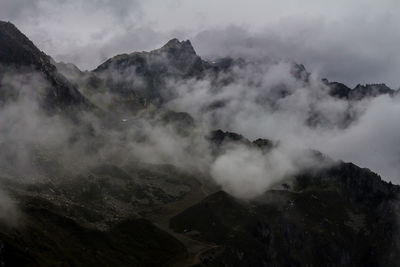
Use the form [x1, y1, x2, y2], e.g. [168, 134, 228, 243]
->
[0, 211, 186, 266]
[209, 129, 275, 154]
[0, 23, 399, 266]
[0, 163, 197, 266]
[171, 163, 400, 266]
[1, 131, 398, 266]
[94, 38, 208, 77]
[351, 83, 395, 100]
[90, 40, 314, 107]
[1, 125, 398, 266]
[92, 39, 397, 109]
[92, 38, 211, 106]
[82, 39, 398, 131]
[0, 21, 90, 110]
[49, 37, 396, 118]
[323, 79, 396, 100]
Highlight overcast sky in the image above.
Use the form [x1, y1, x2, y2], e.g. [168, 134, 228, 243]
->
[2, 0, 400, 87]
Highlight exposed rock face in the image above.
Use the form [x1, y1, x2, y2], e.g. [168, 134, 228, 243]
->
[92, 38, 211, 105]
[209, 129, 251, 147]
[209, 129, 275, 153]
[323, 79, 352, 99]
[0, 21, 90, 110]
[323, 79, 396, 100]
[94, 38, 208, 77]
[351, 83, 395, 100]
[91, 41, 315, 107]
[291, 63, 310, 82]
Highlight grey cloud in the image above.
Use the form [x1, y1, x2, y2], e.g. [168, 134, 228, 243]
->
[3, 0, 400, 87]
[191, 17, 400, 88]
[0, 0, 39, 20]
[164, 57, 400, 185]
[2, 0, 144, 69]
[319, 95, 400, 183]
[2, 0, 400, 202]
[1, 46, 399, 206]
[0, 62, 330, 203]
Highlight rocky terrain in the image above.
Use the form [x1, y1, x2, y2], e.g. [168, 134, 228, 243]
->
[0, 21, 399, 266]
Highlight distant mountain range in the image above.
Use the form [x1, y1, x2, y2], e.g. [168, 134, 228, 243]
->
[1, 20, 396, 112]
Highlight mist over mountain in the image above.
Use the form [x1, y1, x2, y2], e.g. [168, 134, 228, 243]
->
[0, 19, 399, 266]
[0, 21, 90, 111]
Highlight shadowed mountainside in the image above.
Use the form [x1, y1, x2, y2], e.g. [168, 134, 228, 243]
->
[0, 21, 90, 110]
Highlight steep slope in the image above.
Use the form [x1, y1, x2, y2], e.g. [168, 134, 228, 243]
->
[171, 162, 400, 266]
[0, 21, 90, 110]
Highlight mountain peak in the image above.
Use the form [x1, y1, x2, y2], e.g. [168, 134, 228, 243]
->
[163, 38, 180, 47]
[158, 38, 196, 55]
[0, 21, 19, 33]
[0, 21, 17, 30]
[0, 21, 45, 66]
[352, 83, 394, 98]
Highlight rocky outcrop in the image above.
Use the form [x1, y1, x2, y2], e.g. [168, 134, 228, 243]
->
[209, 129, 275, 153]
[323, 79, 396, 100]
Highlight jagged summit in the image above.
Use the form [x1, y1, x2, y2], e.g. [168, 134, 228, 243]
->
[0, 21, 50, 67]
[92, 38, 209, 104]
[95, 38, 201, 72]
[323, 79, 396, 100]
[354, 83, 392, 93]
[157, 38, 197, 55]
